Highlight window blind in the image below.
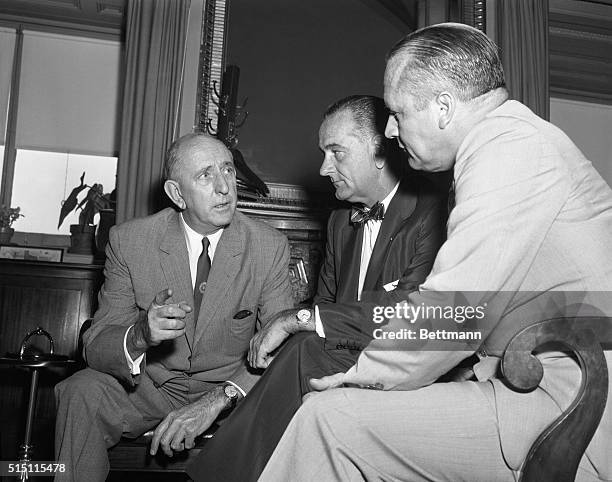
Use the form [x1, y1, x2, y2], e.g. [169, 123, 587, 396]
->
[15, 30, 121, 156]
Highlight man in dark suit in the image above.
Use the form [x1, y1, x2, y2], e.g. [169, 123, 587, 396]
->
[53, 133, 294, 482]
[187, 95, 446, 482]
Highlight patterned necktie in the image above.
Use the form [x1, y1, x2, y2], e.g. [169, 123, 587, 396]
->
[193, 237, 211, 319]
[350, 201, 385, 226]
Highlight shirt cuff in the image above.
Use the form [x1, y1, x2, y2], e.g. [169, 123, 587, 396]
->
[123, 325, 145, 375]
[224, 380, 246, 397]
[314, 305, 325, 338]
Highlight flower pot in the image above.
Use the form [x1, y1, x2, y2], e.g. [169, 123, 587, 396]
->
[0, 227, 15, 245]
[68, 224, 97, 255]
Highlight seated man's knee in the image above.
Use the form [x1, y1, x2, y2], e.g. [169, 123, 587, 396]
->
[55, 368, 118, 408]
[277, 331, 321, 358]
[299, 389, 347, 421]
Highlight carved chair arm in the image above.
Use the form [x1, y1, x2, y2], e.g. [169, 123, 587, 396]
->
[501, 316, 611, 482]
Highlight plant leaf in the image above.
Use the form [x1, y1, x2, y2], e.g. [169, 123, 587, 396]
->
[58, 173, 88, 229]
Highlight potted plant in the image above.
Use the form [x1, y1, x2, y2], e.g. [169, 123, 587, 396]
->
[58, 172, 115, 255]
[0, 205, 24, 244]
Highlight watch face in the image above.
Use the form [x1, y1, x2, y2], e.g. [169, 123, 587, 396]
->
[297, 309, 311, 323]
[224, 384, 239, 399]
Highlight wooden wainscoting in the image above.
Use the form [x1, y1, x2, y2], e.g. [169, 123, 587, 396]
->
[0, 259, 104, 461]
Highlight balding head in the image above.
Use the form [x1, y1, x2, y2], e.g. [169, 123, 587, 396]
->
[163, 133, 237, 235]
[164, 133, 229, 182]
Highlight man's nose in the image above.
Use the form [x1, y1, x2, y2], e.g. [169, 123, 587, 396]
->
[385, 116, 398, 139]
[319, 155, 334, 177]
[214, 172, 230, 194]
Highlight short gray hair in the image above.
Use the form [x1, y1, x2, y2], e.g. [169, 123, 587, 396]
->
[387, 23, 506, 109]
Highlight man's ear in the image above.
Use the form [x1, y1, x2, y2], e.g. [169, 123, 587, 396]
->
[372, 135, 386, 169]
[436, 92, 455, 129]
[164, 179, 185, 210]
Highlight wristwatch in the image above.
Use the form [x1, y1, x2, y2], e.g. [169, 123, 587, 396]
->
[222, 383, 240, 409]
[296, 308, 312, 326]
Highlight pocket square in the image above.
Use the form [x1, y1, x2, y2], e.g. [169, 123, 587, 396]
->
[383, 279, 399, 292]
[233, 310, 253, 319]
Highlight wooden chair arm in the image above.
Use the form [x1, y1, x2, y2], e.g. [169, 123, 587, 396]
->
[501, 316, 611, 482]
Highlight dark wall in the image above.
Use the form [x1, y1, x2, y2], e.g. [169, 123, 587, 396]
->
[226, 0, 408, 192]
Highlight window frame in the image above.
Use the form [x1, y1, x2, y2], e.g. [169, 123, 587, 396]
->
[0, 19, 121, 244]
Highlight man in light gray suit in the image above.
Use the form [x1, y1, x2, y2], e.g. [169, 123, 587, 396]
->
[54, 133, 293, 482]
[260, 23, 612, 482]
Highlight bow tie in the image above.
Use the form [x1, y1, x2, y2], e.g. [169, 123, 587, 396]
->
[350, 202, 385, 225]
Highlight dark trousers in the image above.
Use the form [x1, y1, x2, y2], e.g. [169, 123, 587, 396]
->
[186, 332, 361, 482]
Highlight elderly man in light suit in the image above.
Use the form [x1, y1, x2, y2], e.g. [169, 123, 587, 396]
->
[54, 133, 293, 482]
[260, 23, 612, 482]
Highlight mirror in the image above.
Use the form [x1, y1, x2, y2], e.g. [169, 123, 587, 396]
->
[197, 0, 485, 194]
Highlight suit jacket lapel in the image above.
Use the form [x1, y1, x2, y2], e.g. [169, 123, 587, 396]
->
[193, 214, 243, 347]
[363, 180, 418, 291]
[159, 211, 195, 347]
[337, 210, 364, 302]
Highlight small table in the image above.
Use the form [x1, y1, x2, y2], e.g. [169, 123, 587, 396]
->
[0, 327, 75, 480]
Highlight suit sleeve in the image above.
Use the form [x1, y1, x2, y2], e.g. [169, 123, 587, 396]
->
[228, 233, 294, 393]
[328, 120, 572, 390]
[82, 225, 143, 386]
[313, 211, 339, 305]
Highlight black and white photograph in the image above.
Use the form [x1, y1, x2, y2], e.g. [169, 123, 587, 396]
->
[0, 1, 611, 481]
